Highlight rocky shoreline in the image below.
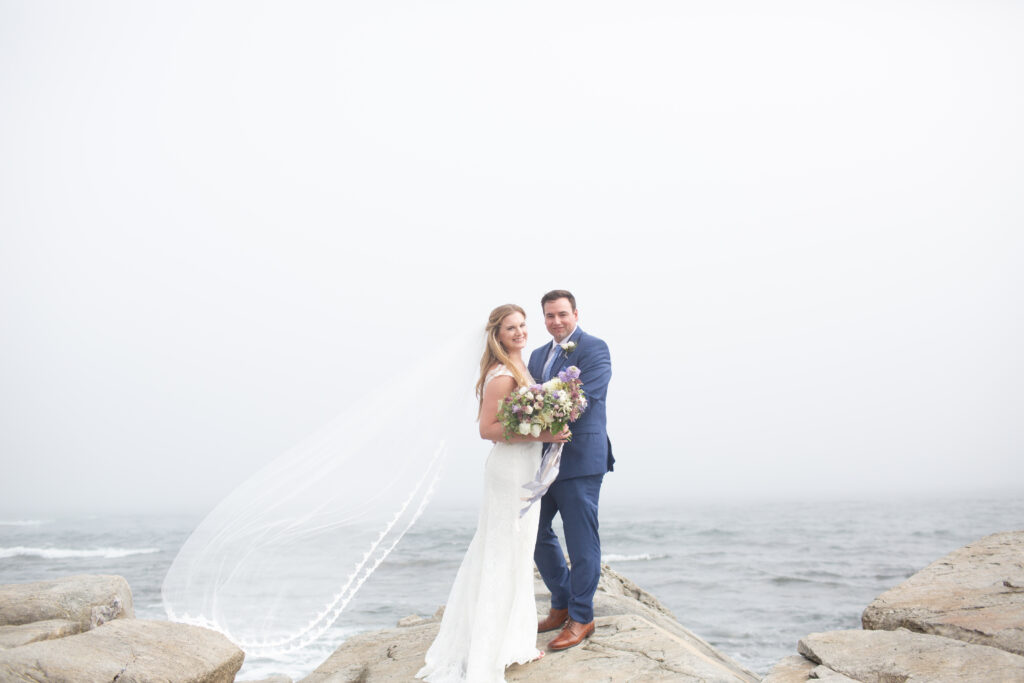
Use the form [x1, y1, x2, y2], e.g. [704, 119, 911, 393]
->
[763, 530, 1024, 682]
[1, 531, 1021, 682]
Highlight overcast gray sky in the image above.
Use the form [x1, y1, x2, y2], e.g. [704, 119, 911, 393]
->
[2, 1, 1021, 516]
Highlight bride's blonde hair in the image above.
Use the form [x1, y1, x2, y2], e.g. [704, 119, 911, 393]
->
[476, 304, 531, 408]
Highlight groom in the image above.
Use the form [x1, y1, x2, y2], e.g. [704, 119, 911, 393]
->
[528, 289, 614, 651]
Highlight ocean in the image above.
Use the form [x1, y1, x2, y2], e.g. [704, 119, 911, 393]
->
[1, 495, 1020, 680]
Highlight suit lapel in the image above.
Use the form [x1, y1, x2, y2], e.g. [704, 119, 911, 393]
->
[529, 347, 544, 383]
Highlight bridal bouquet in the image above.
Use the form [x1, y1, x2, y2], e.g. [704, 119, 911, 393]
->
[498, 366, 588, 442]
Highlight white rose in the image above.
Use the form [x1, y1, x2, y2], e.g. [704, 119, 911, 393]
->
[524, 405, 534, 415]
[530, 423, 542, 437]
[518, 422, 531, 435]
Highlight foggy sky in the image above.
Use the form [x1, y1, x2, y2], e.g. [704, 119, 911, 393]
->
[2, 1, 1022, 516]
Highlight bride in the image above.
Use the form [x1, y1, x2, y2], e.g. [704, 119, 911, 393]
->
[416, 304, 569, 683]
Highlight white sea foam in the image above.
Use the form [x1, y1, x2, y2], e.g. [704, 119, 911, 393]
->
[0, 546, 161, 559]
[0, 520, 49, 526]
[602, 552, 668, 562]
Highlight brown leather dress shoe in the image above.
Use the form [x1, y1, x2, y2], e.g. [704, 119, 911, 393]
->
[547, 618, 595, 650]
[537, 607, 569, 633]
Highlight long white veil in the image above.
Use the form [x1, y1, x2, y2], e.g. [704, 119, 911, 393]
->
[162, 331, 481, 657]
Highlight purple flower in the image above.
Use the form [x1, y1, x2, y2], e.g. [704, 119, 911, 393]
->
[564, 366, 581, 380]
[530, 384, 543, 393]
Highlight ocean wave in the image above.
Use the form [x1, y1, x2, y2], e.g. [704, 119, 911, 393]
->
[0, 546, 161, 559]
[769, 575, 847, 588]
[603, 553, 669, 563]
[0, 520, 50, 526]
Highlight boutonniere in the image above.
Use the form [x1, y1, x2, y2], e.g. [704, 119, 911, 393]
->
[560, 341, 577, 357]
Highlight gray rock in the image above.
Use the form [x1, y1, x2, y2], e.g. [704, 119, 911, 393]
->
[862, 529, 1024, 656]
[807, 665, 859, 682]
[0, 618, 244, 683]
[302, 614, 754, 683]
[0, 619, 82, 650]
[761, 655, 815, 682]
[301, 565, 758, 683]
[0, 574, 133, 630]
[761, 656, 861, 683]
[300, 619, 437, 683]
[589, 566, 758, 680]
[797, 628, 1024, 682]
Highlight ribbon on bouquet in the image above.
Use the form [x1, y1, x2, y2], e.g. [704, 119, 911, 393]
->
[519, 443, 563, 518]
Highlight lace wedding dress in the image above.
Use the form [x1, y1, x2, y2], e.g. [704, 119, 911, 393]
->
[416, 365, 543, 683]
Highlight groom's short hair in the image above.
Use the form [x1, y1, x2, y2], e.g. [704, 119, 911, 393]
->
[541, 289, 576, 311]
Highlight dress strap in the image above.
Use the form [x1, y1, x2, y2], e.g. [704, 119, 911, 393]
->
[484, 364, 515, 391]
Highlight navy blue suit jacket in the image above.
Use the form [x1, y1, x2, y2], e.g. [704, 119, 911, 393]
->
[528, 327, 614, 481]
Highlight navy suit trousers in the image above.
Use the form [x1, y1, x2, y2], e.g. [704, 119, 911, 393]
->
[533, 473, 604, 623]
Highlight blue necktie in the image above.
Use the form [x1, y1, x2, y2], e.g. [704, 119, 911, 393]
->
[542, 344, 559, 381]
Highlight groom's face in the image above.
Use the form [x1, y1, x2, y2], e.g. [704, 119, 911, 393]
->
[543, 298, 578, 341]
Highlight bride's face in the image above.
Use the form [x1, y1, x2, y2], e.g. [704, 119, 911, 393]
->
[497, 312, 528, 353]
